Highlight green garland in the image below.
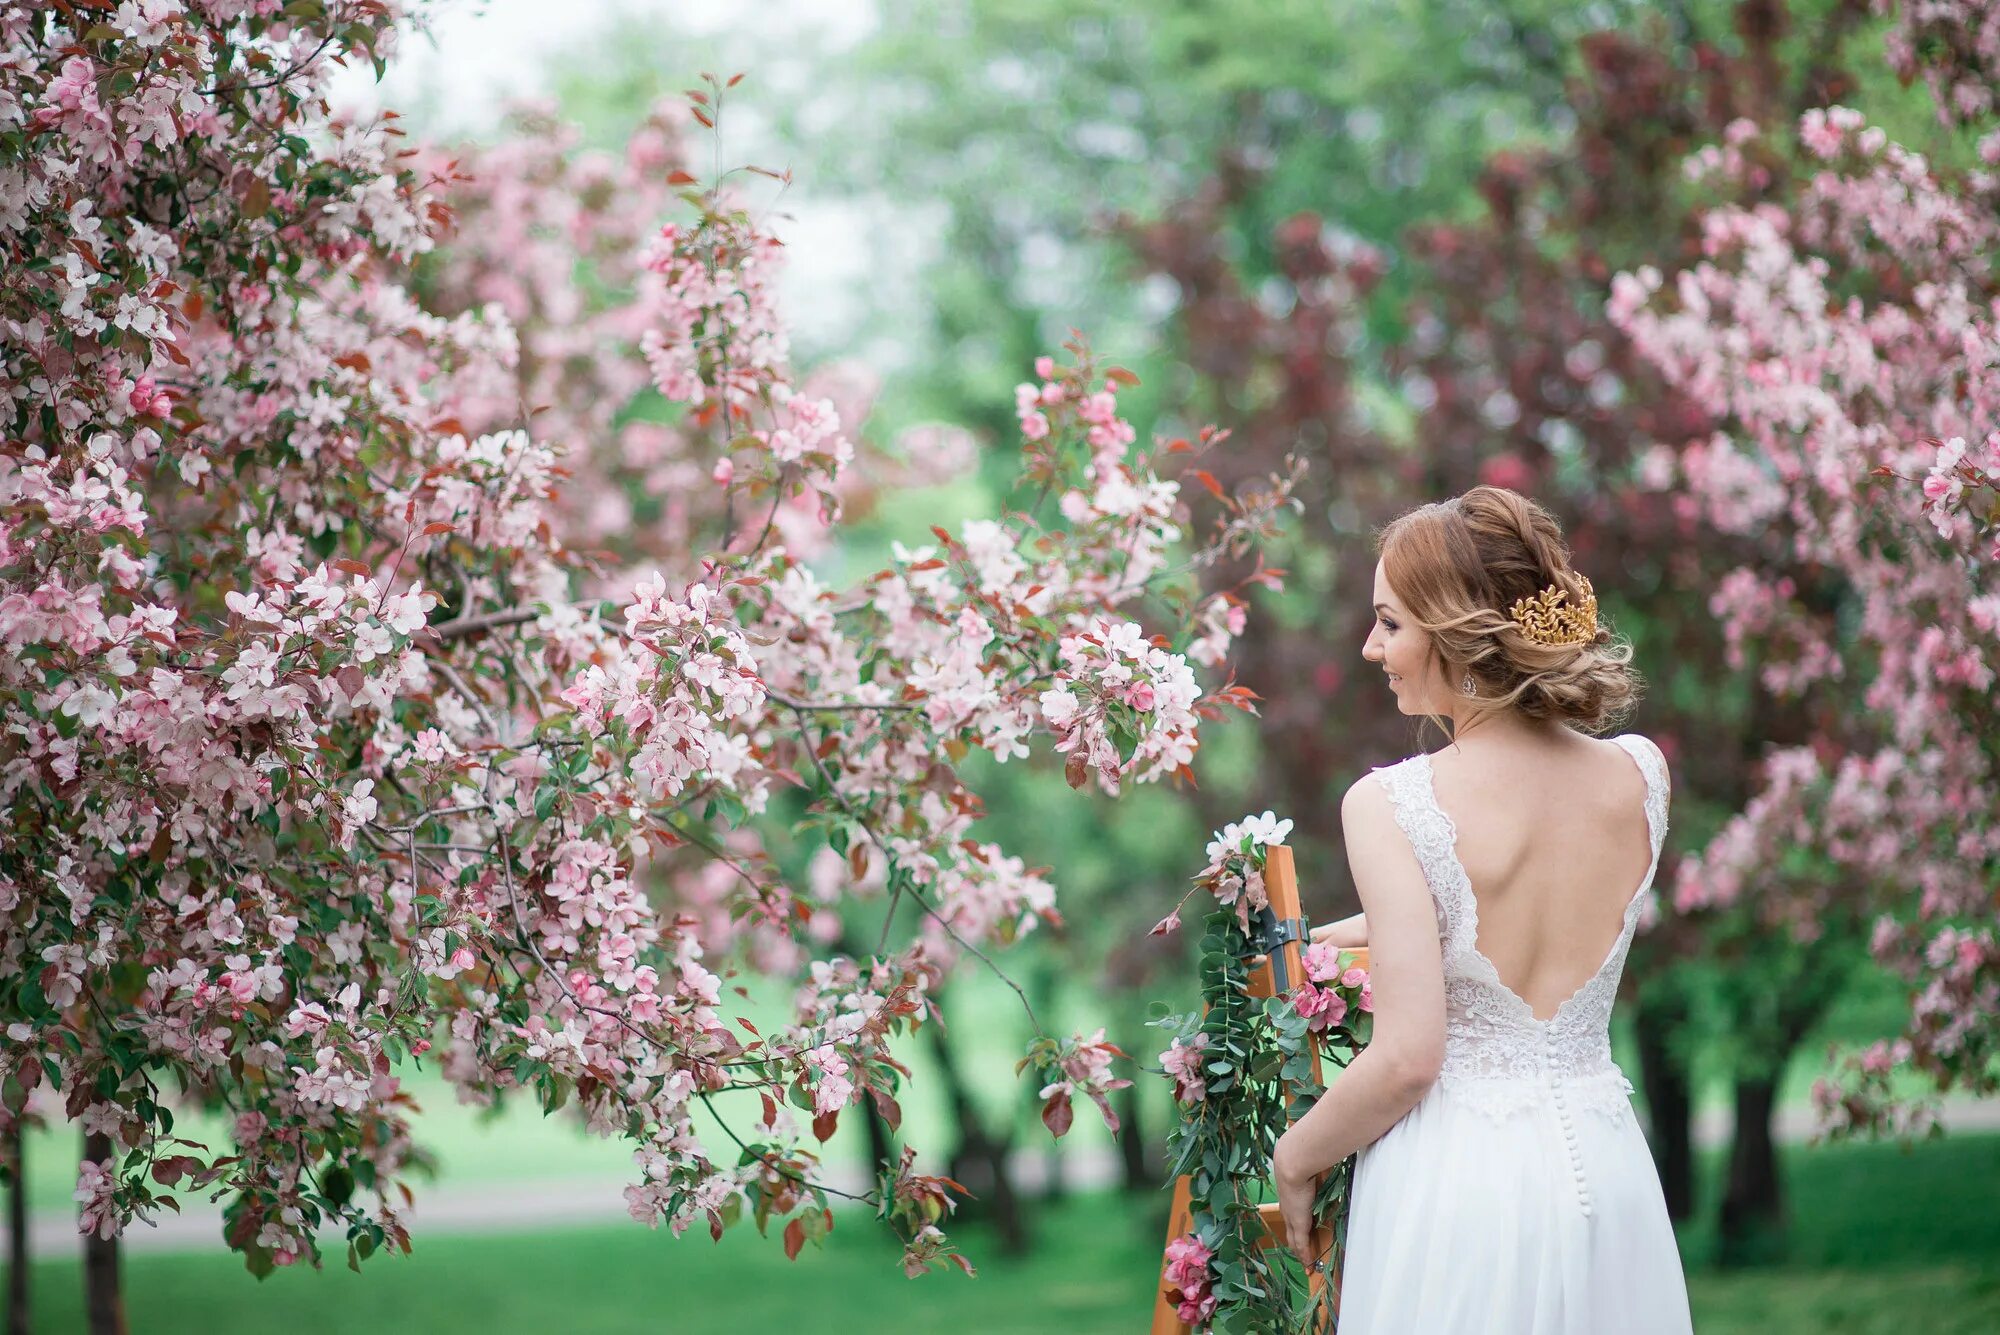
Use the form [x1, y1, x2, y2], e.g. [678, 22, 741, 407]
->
[1150, 828, 1372, 1334]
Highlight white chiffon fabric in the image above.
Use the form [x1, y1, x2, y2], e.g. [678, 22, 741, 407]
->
[1334, 734, 1695, 1335]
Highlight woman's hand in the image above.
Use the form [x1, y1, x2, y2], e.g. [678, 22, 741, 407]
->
[1271, 1133, 1322, 1273]
[1309, 911, 1367, 948]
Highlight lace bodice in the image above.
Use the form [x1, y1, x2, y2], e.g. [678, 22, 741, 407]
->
[1368, 734, 1669, 1131]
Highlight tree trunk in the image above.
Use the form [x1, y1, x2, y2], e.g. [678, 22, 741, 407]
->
[925, 1010, 1030, 1255]
[1117, 1071, 1158, 1192]
[1633, 987, 1696, 1222]
[1716, 925, 1850, 1265]
[1028, 958, 1065, 1205]
[1717, 1076, 1785, 1266]
[861, 1091, 896, 1187]
[81, 1131, 125, 1335]
[6, 1124, 26, 1335]
[1042, 1126, 1068, 1204]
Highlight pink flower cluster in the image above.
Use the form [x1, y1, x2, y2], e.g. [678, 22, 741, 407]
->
[1162, 1232, 1220, 1326]
[1031, 1027, 1133, 1138]
[635, 207, 852, 523]
[1016, 354, 1137, 455]
[1038, 616, 1203, 796]
[1291, 944, 1373, 1034]
[1159, 1031, 1211, 1105]
[1921, 435, 2000, 553]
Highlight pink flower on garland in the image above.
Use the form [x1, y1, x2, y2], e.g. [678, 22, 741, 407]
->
[1291, 982, 1348, 1031]
[1163, 1232, 1218, 1324]
[1292, 944, 1371, 1030]
[1160, 1032, 1211, 1104]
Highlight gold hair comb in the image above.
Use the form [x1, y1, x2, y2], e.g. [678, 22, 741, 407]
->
[1509, 573, 1597, 647]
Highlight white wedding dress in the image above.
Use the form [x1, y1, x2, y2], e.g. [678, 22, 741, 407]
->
[1334, 733, 1694, 1334]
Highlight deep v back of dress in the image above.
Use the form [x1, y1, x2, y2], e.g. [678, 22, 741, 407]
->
[1334, 732, 1693, 1335]
[1366, 732, 1668, 1124]
[1440, 735, 1656, 1015]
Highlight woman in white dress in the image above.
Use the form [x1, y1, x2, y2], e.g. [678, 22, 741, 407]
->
[1271, 486, 1695, 1334]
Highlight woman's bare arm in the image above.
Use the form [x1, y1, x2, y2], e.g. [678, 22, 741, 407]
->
[1274, 777, 1444, 1182]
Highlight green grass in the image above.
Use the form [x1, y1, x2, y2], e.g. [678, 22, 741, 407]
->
[20, 1176, 1166, 1334]
[13, 1130, 2000, 1332]
[1693, 1268, 2000, 1335]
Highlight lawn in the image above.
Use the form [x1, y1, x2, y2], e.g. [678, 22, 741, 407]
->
[15, 1129, 2000, 1333]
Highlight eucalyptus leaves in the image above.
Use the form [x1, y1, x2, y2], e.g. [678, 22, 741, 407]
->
[1151, 817, 1372, 1332]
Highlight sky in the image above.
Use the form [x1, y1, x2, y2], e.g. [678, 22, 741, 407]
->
[326, 0, 920, 362]
[328, 0, 876, 132]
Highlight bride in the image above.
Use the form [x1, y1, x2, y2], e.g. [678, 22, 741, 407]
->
[1271, 486, 1695, 1333]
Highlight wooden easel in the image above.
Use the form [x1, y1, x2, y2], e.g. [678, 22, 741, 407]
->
[1150, 844, 1367, 1334]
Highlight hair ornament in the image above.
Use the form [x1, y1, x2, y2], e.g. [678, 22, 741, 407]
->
[1509, 573, 1597, 647]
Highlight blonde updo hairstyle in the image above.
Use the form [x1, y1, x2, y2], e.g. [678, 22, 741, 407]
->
[1374, 486, 1642, 745]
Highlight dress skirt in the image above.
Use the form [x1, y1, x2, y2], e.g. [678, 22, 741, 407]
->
[1334, 1077, 1695, 1334]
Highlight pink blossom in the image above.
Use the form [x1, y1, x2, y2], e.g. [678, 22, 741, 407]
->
[74, 1160, 118, 1241]
[1292, 982, 1349, 1031]
[1162, 1232, 1218, 1324]
[1159, 1032, 1210, 1103]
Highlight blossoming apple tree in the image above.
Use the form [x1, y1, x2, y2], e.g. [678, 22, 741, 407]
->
[1608, 1, 2000, 1143]
[0, 0, 1296, 1294]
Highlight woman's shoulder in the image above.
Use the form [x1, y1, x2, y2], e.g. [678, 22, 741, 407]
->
[1358, 752, 1426, 789]
[1604, 730, 1668, 773]
[1347, 754, 1430, 820]
[1607, 732, 1671, 801]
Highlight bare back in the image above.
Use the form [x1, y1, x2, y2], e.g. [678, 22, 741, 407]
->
[1425, 736, 1655, 1023]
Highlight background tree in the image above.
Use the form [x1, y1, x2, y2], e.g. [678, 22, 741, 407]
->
[0, 8, 1302, 1329]
[760, 0, 1987, 1264]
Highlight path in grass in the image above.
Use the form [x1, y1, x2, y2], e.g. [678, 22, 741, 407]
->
[13, 1095, 2000, 1258]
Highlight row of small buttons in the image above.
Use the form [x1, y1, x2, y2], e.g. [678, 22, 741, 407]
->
[1545, 1029, 1594, 1217]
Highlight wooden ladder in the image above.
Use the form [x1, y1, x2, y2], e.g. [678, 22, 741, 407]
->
[1150, 843, 1365, 1334]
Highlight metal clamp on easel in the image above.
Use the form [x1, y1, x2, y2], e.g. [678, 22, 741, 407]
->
[1248, 905, 1310, 995]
